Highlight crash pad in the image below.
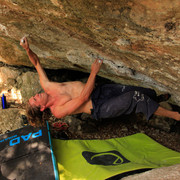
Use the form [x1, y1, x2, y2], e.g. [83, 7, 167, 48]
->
[52, 133, 180, 180]
[0, 123, 58, 180]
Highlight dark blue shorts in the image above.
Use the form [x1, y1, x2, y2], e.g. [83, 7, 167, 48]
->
[91, 84, 159, 121]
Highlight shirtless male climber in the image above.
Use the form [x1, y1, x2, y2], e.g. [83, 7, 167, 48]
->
[20, 37, 180, 127]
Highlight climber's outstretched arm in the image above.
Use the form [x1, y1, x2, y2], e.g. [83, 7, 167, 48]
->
[20, 37, 50, 91]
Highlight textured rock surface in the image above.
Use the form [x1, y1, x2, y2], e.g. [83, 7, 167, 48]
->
[122, 164, 180, 180]
[0, 66, 41, 103]
[0, 0, 180, 105]
[0, 108, 25, 134]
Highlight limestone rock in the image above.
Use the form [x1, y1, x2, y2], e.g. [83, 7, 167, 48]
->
[0, 66, 42, 104]
[17, 71, 42, 102]
[0, 66, 22, 104]
[0, 0, 179, 105]
[122, 164, 180, 180]
[0, 108, 24, 134]
[62, 116, 83, 135]
[0, 66, 20, 87]
[148, 116, 174, 132]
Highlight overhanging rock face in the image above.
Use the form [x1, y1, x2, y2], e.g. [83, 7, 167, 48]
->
[0, 0, 180, 105]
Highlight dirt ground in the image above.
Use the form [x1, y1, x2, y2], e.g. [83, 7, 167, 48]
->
[51, 113, 180, 153]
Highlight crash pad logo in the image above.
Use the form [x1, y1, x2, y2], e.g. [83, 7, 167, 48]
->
[9, 129, 42, 147]
[82, 150, 130, 166]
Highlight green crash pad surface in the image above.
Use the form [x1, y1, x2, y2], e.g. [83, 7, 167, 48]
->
[52, 133, 180, 180]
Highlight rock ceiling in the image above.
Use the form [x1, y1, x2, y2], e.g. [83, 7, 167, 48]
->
[0, 0, 180, 105]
